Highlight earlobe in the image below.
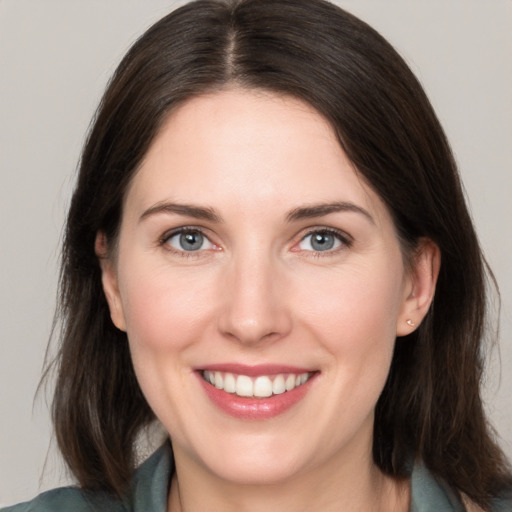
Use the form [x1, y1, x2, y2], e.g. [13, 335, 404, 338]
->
[95, 232, 127, 332]
[396, 238, 440, 336]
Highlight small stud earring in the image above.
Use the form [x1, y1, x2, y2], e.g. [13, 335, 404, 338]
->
[406, 319, 415, 327]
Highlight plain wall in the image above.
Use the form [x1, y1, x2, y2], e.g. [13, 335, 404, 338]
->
[1, 0, 510, 506]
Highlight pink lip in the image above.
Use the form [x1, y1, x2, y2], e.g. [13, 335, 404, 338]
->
[195, 365, 318, 420]
[197, 363, 314, 377]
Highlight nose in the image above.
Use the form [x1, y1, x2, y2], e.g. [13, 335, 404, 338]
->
[217, 253, 293, 345]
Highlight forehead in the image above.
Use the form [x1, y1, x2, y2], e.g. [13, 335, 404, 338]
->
[124, 88, 388, 225]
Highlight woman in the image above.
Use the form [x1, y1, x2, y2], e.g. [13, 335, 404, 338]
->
[4, 0, 511, 510]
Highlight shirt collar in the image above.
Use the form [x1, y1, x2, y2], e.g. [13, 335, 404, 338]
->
[130, 443, 466, 512]
[130, 441, 173, 512]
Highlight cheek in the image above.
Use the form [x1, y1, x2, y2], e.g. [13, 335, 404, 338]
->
[117, 263, 219, 427]
[119, 263, 218, 353]
[296, 261, 404, 410]
[298, 262, 404, 348]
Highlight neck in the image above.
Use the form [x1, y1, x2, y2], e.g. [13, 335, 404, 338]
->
[167, 443, 410, 512]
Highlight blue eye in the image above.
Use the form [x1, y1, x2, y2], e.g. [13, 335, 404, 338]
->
[166, 229, 213, 252]
[298, 230, 344, 252]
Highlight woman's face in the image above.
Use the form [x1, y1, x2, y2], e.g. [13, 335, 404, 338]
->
[100, 89, 434, 485]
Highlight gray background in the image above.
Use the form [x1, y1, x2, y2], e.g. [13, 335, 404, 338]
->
[1, 0, 511, 506]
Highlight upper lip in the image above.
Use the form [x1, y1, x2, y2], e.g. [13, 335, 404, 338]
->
[196, 363, 316, 377]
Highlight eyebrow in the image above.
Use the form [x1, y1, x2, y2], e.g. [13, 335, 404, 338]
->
[139, 200, 374, 225]
[286, 201, 374, 224]
[139, 202, 223, 223]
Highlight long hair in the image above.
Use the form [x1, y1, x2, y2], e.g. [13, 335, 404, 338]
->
[50, 0, 512, 507]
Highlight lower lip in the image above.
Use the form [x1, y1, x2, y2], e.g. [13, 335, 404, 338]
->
[197, 372, 316, 420]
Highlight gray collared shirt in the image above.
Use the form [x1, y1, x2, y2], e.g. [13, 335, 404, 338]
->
[3, 443, 511, 511]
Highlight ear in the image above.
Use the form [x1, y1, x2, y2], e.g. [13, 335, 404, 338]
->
[95, 232, 127, 332]
[396, 238, 440, 336]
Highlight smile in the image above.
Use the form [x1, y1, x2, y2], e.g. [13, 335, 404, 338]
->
[197, 365, 318, 419]
[202, 370, 311, 398]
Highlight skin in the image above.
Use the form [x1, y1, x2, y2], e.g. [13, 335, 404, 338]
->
[97, 89, 439, 511]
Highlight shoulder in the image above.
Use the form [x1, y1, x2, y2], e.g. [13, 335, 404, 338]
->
[411, 461, 512, 512]
[410, 461, 465, 511]
[1, 486, 124, 512]
[2, 442, 173, 512]
[490, 493, 512, 512]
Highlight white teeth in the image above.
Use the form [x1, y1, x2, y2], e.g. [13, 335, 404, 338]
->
[254, 376, 273, 398]
[285, 374, 296, 391]
[223, 373, 236, 393]
[214, 372, 223, 389]
[203, 370, 312, 398]
[272, 375, 286, 395]
[236, 375, 253, 397]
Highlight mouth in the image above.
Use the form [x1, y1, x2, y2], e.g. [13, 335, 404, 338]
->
[201, 370, 312, 398]
[196, 364, 318, 419]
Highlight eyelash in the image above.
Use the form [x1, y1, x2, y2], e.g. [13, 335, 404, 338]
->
[158, 226, 353, 257]
[295, 228, 353, 257]
[159, 227, 216, 258]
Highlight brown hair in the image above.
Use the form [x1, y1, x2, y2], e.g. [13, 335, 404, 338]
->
[49, 0, 512, 507]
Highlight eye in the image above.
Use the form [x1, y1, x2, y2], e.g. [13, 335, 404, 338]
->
[297, 229, 347, 252]
[165, 229, 214, 252]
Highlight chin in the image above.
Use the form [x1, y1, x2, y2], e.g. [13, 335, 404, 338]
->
[205, 455, 303, 486]
[179, 431, 309, 486]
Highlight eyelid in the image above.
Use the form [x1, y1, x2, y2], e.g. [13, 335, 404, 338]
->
[159, 226, 219, 255]
[293, 227, 353, 253]
[157, 225, 352, 256]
